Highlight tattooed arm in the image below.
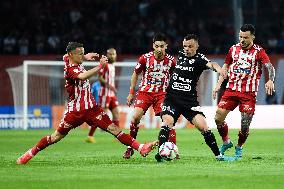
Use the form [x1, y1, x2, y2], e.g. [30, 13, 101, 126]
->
[264, 62, 275, 95]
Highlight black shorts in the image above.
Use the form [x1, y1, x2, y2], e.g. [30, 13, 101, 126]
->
[160, 94, 205, 124]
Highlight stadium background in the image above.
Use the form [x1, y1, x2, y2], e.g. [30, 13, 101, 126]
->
[0, 0, 283, 130]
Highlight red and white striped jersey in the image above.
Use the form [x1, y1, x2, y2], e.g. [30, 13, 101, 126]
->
[99, 63, 116, 97]
[63, 57, 96, 112]
[224, 43, 270, 94]
[134, 51, 176, 94]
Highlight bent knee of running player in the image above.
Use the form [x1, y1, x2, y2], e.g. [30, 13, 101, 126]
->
[161, 114, 175, 128]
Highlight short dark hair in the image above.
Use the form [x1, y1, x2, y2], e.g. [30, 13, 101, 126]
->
[153, 33, 167, 43]
[66, 42, 83, 53]
[240, 24, 255, 35]
[184, 34, 199, 42]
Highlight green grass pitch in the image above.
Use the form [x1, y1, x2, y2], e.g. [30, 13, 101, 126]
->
[1, 129, 284, 189]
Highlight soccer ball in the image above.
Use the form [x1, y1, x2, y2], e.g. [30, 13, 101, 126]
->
[159, 142, 179, 161]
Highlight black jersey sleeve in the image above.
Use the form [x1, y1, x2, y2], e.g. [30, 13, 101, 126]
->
[199, 53, 210, 70]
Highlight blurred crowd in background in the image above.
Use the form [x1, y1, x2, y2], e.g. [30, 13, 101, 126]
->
[1, 0, 284, 56]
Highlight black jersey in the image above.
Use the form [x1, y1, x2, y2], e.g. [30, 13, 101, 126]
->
[166, 51, 210, 99]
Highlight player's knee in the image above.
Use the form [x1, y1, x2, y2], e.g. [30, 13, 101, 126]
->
[107, 123, 120, 135]
[214, 113, 224, 126]
[132, 116, 141, 125]
[51, 131, 65, 143]
[162, 115, 174, 127]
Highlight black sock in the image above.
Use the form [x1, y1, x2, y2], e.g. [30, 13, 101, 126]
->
[202, 130, 220, 156]
[158, 125, 170, 147]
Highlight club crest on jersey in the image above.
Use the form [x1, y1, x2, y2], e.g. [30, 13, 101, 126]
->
[73, 69, 80, 73]
[135, 63, 141, 69]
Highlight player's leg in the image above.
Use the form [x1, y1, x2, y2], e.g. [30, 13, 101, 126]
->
[129, 92, 152, 139]
[191, 114, 235, 161]
[87, 106, 157, 157]
[159, 114, 175, 145]
[85, 95, 109, 142]
[123, 92, 152, 159]
[17, 130, 66, 165]
[17, 112, 83, 164]
[155, 114, 175, 162]
[107, 124, 157, 157]
[236, 94, 255, 158]
[85, 125, 98, 143]
[110, 96, 120, 127]
[153, 93, 177, 145]
[215, 90, 238, 154]
[215, 108, 233, 154]
[155, 97, 180, 162]
[123, 107, 144, 158]
[235, 112, 253, 158]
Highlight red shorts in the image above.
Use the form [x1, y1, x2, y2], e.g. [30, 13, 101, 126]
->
[57, 106, 113, 135]
[218, 89, 256, 114]
[99, 95, 119, 110]
[134, 91, 165, 115]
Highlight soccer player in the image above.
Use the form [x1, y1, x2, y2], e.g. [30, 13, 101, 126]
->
[213, 24, 275, 159]
[85, 48, 120, 143]
[155, 34, 235, 162]
[123, 33, 177, 159]
[16, 42, 157, 164]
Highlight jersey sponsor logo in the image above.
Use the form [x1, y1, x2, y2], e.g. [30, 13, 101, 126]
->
[149, 71, 166, 79]
[233, 68, 251, 74]
[162, 105, 175, 115]
[176, 64, 194, 72]
[172, 82, 191, 91]
[172, 73, 192, 83]
[147, 80, 163, 85]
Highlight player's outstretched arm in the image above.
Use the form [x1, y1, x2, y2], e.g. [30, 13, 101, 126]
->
[206, 61, 227, 78]
[264, 62, 275, 95]
[212, 64, 229, 100]
[127, 72, 139, 106]
[77, 56, 108, 80]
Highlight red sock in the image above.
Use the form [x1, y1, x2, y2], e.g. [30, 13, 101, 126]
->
[31, 135, 52, 155]
[113, 119, 119, 128]
[116, 131, 140, 150]
[237, 131, 249, 147]
[217, 122, 229, 142]
[130, 122, 139, 139]
[88, 126, 97, 137]
[168, 129, 176, 144]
